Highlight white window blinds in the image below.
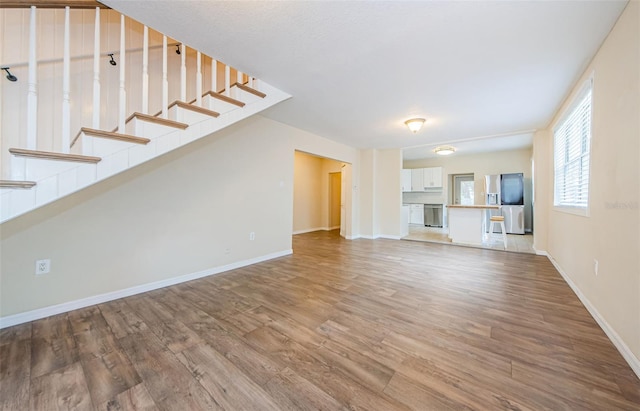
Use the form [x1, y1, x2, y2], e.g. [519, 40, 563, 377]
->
[554, 80, 592, 210]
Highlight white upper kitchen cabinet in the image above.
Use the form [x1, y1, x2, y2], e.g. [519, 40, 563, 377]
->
[401, 169, 412, 192]
[403, 167, 443, 191]
[410, 169, 424, 192]
[423, 167, 443, 189]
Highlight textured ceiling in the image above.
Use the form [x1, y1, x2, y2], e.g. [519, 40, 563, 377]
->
[103, 0, 627, 158]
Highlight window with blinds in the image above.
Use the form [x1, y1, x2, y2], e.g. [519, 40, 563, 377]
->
[553, 79, 593, 213]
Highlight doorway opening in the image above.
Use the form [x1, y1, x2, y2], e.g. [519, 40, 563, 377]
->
[292, 151, 351, 239]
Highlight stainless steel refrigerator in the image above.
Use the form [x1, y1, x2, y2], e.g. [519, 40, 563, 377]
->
[484, 173, 525, 234]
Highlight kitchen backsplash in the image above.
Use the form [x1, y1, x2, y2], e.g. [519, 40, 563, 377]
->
[403, 192, 446, 204]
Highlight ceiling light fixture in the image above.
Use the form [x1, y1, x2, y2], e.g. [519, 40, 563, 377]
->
[404, 118, 425, 133]
[434, 146, 456, 156]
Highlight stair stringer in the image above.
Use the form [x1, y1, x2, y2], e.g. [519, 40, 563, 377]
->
[0, 81, 291, 223]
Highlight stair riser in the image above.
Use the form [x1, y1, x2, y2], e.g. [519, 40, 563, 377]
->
[11, 156, 91, 183]
[81, 135, 139, 157]
[96, 128, 197, 178]
[202, 96, 241, 115]
[230, 86, 263, 104]
[125, 119, 183, 139]
[168, 106, 215, 125]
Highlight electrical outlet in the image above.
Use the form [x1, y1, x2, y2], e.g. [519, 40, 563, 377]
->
[594, 259, 599, 276]
[249, 232, 255, 241]
[224, 248, 230, 254]
[35, 259, 51, 275]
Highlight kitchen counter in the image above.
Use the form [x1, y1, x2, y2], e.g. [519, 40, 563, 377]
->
[447, 205, 495, 245]
[446, 205, 499, 209]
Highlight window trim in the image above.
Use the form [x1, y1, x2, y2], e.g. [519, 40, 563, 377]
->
[552, 75, 594, 217]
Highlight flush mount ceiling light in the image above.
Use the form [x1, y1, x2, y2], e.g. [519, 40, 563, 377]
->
[404, 118, 426, 133]
[434, 146, 456, 156]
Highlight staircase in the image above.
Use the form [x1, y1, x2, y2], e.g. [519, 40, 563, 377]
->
[0, 5, 291, 223]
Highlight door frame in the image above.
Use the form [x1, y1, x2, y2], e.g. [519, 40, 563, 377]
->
[451, 173, 475, 205]
[328, 171, 342, 230]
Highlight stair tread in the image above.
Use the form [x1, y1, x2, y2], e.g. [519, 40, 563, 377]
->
[72, 127, 151, 147]
[232, 82, 266, 98]
[0, 180, 37, 189]
[126, 112, 189, 129]
[202, 91, 246, 107]
[167, 100, 220, 118]
[0, 1, 109, 8]
[9, 148, 101, 163]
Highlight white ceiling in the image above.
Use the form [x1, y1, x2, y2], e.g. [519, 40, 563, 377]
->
[103, 0, 627, 159]
[402, 132, 534, 161]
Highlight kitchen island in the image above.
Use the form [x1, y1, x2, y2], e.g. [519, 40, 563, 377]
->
[447, 205, 500, 245]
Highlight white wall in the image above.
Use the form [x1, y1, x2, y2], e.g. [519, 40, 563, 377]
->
[358, 149, 375, 237]
[532, 130, 551, 253]
[536, 1, 639, 373]
[375, 149, 403, 238]
[359, 148, 402, 239]
[0, 115, 359, 320]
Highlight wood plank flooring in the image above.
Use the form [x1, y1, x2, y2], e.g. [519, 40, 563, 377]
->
[1, 230, 638, 410]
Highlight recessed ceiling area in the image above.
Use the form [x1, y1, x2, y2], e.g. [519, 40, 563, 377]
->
[402, 132, 534, 161]
[103, 0, 627, 159]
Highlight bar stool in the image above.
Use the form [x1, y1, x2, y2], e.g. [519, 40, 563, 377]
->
[488, 216, 508, 249]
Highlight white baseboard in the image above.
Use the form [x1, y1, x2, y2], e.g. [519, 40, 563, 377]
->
[292, 227, 325, 235]
[534, 248, 548, 256]
[359, 234, 401, 240]
[547, 254, 640, 379]
[292, 226, 339, 235]
[292, 229, 365, 240]
[378, 234, 401, 240]
[0, 249, 293, 329]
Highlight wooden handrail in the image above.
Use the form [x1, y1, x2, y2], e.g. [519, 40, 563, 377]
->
[6, 42, 182, 71]
[0, 1, 109, 8]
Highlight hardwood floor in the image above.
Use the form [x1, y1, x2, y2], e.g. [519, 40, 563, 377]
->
[1, 230, 638, 410]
